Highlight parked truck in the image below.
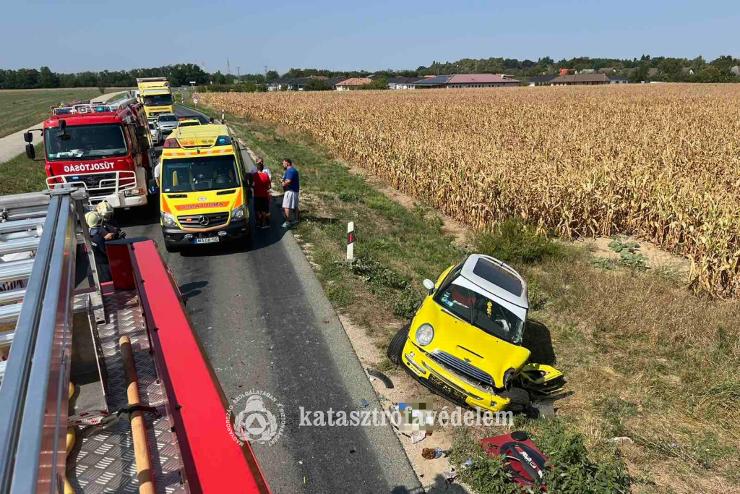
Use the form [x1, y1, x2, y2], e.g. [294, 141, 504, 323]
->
[136, 77, 175, 120]
[23, 98, 153, 208]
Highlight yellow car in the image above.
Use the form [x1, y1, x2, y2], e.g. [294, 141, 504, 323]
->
[158, 124, 250, 252]
[388, 254, 565, 412]
[177, 118, 202, 128]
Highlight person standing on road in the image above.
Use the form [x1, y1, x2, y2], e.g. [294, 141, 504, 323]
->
[281, 158, 299, 228]
[252, 157, 272, 229]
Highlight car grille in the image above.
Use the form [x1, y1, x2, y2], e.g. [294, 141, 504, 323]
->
[177, 212, 229, 228]
[65, 172, 116, 189]
[430, 350, 494, 387]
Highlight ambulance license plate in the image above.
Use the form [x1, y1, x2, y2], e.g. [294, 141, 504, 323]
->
[194, 236, 219, 244]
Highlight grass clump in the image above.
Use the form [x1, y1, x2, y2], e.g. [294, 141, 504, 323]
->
[475, 219, 563, 264]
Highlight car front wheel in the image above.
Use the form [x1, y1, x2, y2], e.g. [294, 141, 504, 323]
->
[387, 323, 410, 365]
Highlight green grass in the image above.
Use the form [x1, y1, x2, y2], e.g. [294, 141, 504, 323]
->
[0, 88, 102, 137]
[201, 99, 740, 493]
[0, 146, 46, 194]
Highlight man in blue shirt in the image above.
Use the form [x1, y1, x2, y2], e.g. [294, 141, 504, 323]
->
[281, 158, 300, 227]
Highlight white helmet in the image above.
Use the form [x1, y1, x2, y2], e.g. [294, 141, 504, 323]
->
[96, 201, 114, 220]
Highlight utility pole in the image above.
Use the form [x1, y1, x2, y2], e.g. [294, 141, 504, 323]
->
[264, 65, 268, 80]
[227, 57, 231, 75]
[237, 66, 240, 79]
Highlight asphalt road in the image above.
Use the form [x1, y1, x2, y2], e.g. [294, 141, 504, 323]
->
[119, 106, 421, 493]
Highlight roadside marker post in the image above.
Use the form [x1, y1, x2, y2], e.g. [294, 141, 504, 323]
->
[347, 222, 355, 262]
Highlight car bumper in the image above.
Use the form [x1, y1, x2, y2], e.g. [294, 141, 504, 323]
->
[400, 339, 512, 412]
[161, 219, 249, 247]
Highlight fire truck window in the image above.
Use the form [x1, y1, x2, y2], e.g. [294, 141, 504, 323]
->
[45, 124, 127, 161]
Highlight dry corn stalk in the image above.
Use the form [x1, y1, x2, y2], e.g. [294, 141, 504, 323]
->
[201, 84, 740, 297]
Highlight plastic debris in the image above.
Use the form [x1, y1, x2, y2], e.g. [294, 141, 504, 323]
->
[462, 458, 473, 469]
[410, 430, 427, 444]
[421, 447, 447, 460]
[366, 368, 394, 388]
[360, 399, 370, 408]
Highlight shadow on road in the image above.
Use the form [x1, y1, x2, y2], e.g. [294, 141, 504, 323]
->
[522, 318, 556, 365]
[392, 473, 468, 493]
[179, 280, 208, 300]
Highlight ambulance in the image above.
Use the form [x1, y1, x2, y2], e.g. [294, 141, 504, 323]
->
[158, 124, 251, 251]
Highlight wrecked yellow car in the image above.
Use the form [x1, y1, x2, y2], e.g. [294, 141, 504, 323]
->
[388, 254, 565, 412]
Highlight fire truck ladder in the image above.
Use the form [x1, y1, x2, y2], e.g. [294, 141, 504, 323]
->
[0, 186, 270, 494]
[0, 186, 105, 492]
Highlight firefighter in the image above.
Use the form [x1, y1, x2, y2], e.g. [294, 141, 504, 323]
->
[95, 201, 125, 240]
[86, 211, 113, 282]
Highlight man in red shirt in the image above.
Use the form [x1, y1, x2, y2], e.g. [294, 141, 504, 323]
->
[252, 158, 272, 228]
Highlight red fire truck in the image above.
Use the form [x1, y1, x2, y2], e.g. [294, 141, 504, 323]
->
[24, 98, 153, 209]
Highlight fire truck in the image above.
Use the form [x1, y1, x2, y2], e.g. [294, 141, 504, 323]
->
[23, 98, 153, 209]
[136, 77, 175, 121]
[0, 186, 271, 493]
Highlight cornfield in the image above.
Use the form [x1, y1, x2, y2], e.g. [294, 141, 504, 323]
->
[201, 85, 740, 297]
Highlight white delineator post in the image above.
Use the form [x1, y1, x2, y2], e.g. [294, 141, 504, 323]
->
[347, 222, 355, 261]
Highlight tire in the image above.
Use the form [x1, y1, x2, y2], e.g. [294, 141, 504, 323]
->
[387, 323, 410, 365]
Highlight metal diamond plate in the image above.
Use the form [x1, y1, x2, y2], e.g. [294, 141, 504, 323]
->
[68, 290, 187, 493]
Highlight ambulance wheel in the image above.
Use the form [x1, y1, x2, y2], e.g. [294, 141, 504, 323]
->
[387, 323, 410, 365]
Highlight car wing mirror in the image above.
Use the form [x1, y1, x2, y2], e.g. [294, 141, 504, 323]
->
[23, 131, 33, 143]
[25, 143, 36, 160]
[423, 279, 435, 294]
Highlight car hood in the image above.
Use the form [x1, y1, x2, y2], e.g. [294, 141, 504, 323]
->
[413, 297, 530, 388]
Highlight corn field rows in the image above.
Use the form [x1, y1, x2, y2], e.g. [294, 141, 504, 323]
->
[201, 85, 740, 297]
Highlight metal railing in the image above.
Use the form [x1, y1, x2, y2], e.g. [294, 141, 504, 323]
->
[46, 170, 138, 201]
[0, 186, 104, 493]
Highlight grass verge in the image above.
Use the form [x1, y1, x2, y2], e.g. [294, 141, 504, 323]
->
[0, 88, 102, 137]
[0, 147, 46, 194]
[201, 102, 739, 494]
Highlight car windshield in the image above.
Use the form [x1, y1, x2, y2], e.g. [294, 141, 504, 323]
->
[161, 155, 240, 192]
[45, 124, 127, 161]
[435, 280, 525, 344]
[179, 121, 199, 127]
[158, 115, 177, 122]
[143, 94, 173, 106]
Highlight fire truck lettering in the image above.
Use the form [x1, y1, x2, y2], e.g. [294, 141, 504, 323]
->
[62, 161, 116, 173]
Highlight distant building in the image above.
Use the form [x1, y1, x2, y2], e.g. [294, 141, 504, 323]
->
[550, 73, 611, 86]
[267, 76, 334, 91]
[335, 77, 373, 90]
[409, 74, 520, 89]
[609, 76, 629, 84]
[387, 76, 417, 90]
[527, 75, 556, 86]
[730, 65, 740, 76]
[578, 68, 596, 74]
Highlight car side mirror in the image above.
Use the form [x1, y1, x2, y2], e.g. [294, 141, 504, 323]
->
[422, 279, 435, 294]
[23, 131, 33, 143]
[25, 143, 35, 160]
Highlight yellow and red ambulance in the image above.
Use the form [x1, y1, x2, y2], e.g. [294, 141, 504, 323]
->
[158, 124, 250, 251]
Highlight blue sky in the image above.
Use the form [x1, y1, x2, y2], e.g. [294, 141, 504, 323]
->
[1, 0, 737, 73]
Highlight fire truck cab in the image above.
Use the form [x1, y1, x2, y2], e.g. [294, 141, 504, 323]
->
[25, 100, 152, 209]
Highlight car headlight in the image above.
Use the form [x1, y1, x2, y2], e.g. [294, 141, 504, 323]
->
[503, 368, 516, 388]
[161, 212, 177, 227]
[232, 205, 247, 220]
[415, 323, 434, 346]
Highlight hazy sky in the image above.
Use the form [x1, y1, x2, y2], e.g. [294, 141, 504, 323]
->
[1, 0, 737, 73]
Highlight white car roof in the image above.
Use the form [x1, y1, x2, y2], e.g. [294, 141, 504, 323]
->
[459, 254, 528, 309]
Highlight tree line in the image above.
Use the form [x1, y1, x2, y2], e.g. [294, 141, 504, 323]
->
[2, 55, 738, 90]
[0, 64, 209, 89]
